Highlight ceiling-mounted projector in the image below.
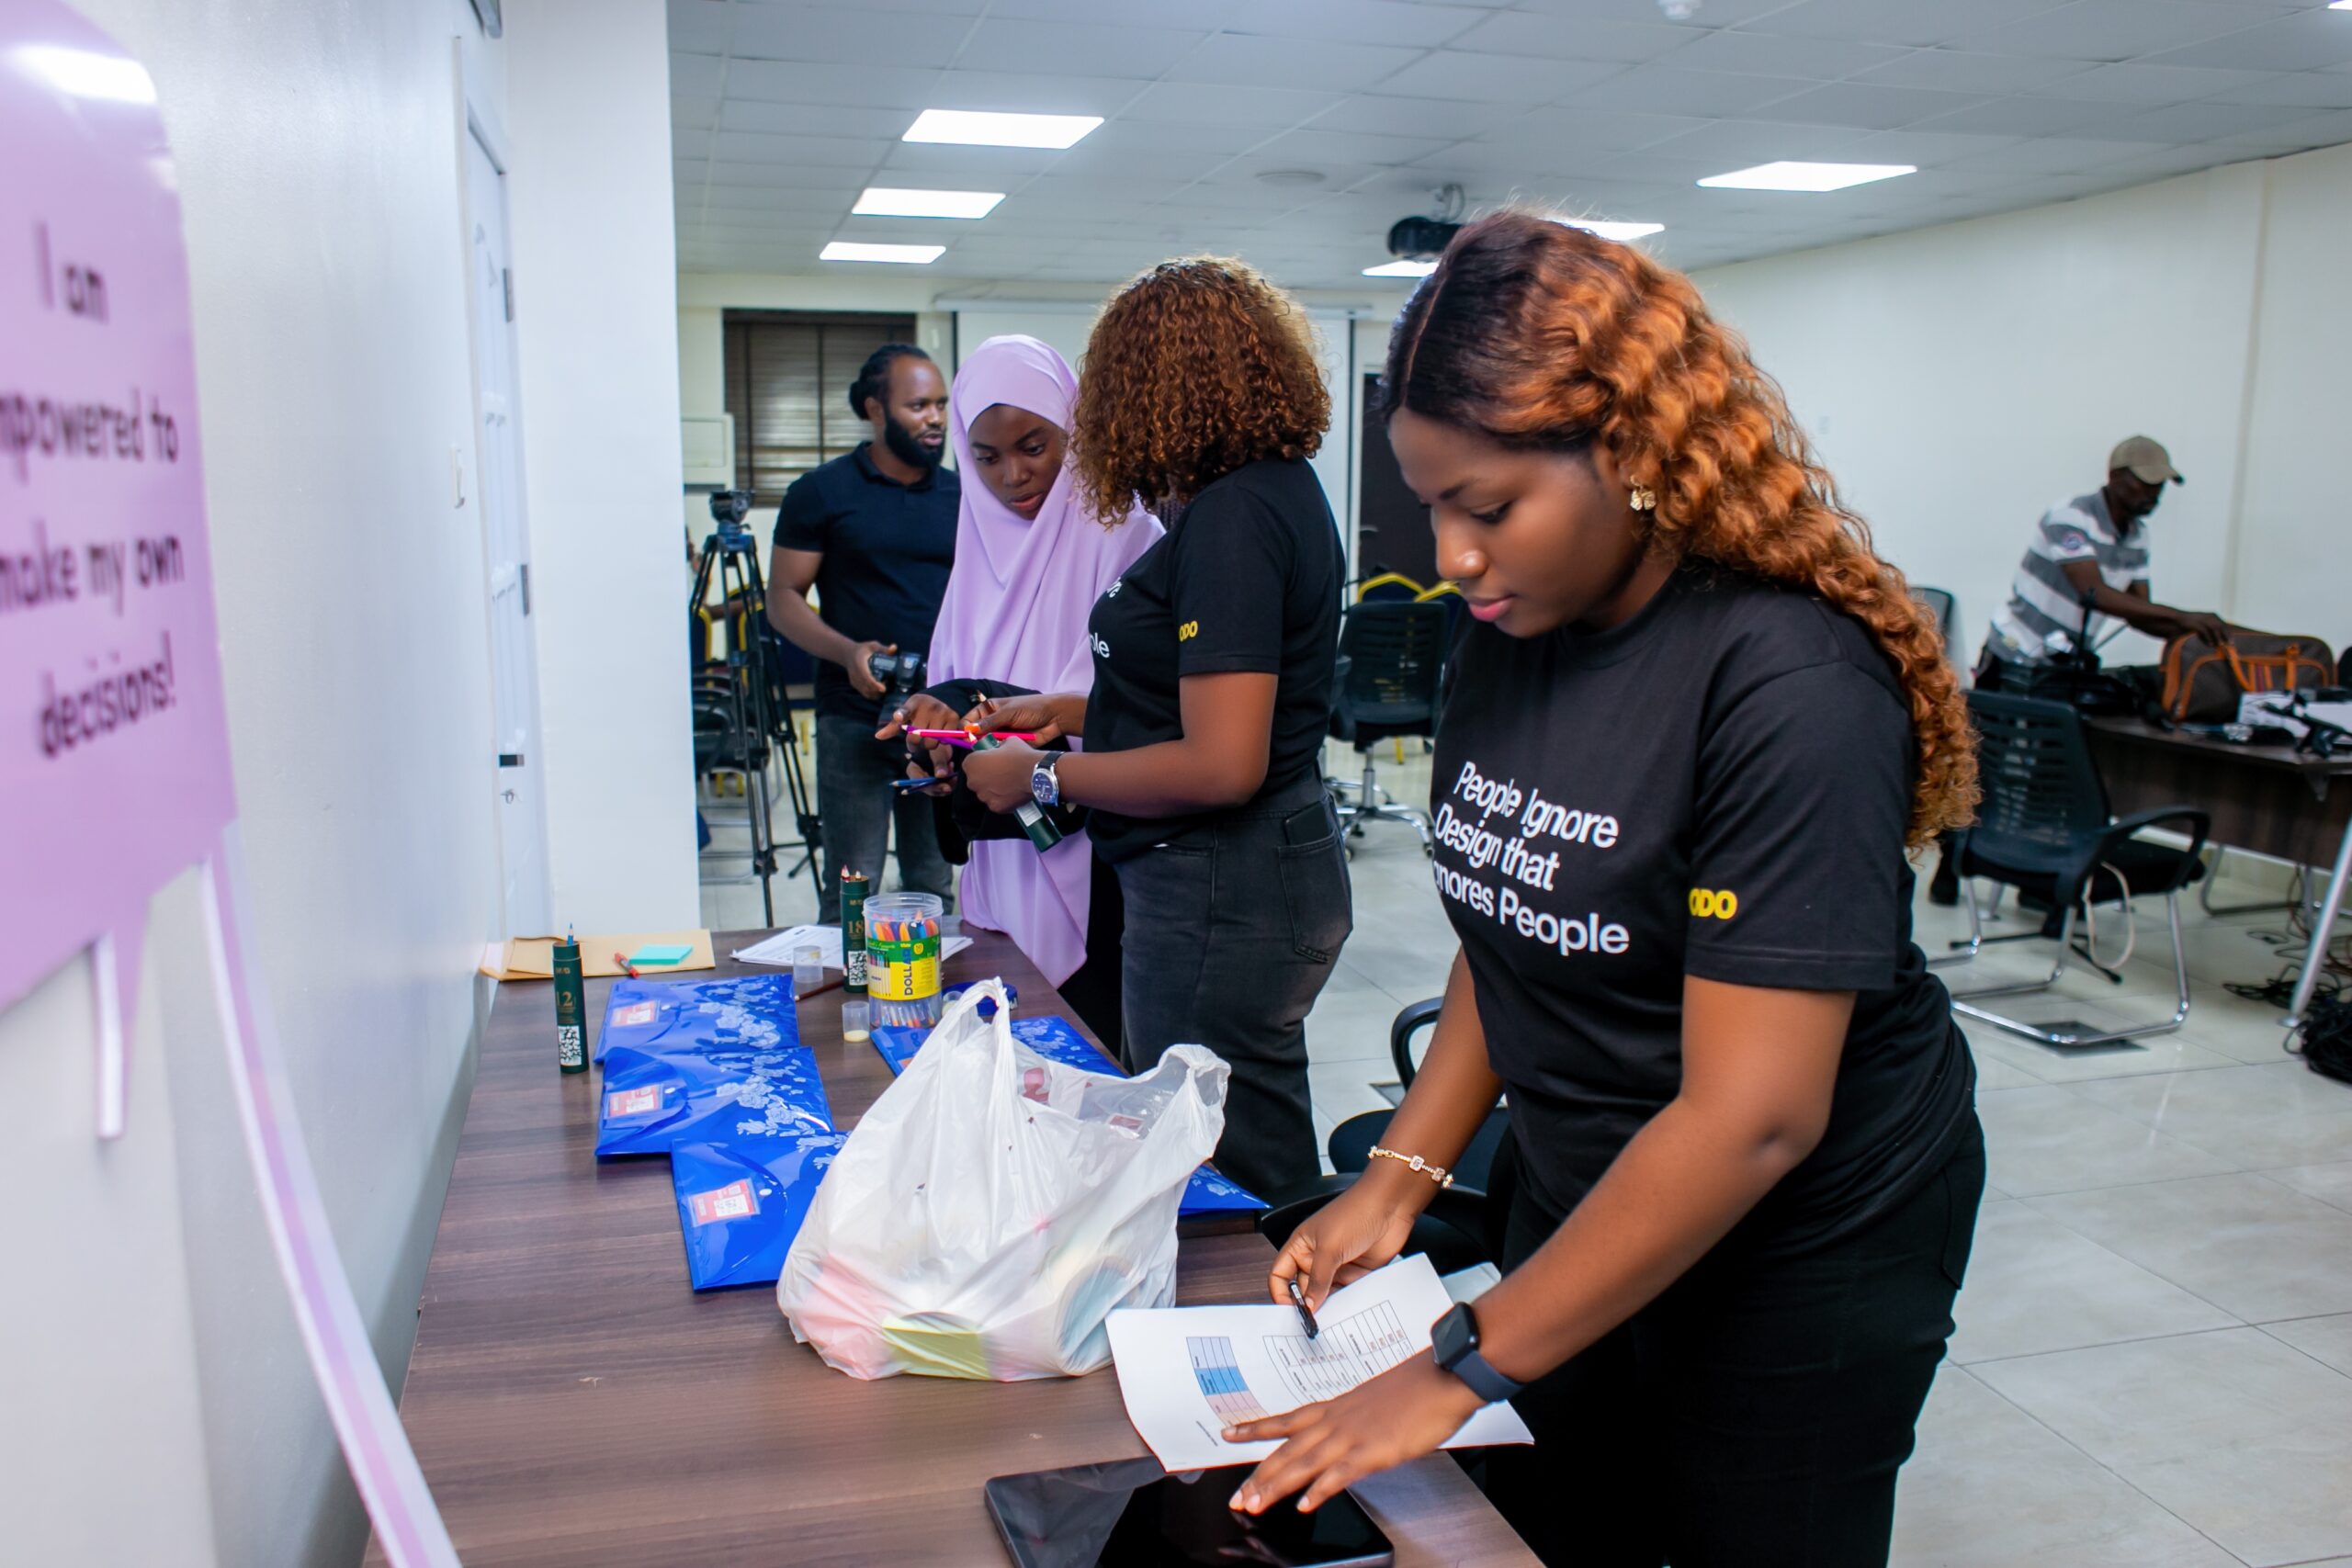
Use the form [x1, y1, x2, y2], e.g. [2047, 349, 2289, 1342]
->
[1385, 215, 1461, 262]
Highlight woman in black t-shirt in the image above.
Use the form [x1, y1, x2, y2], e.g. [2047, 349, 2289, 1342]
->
[1222, 215, 1985, 1568]
[959, 258, 1351, 1198]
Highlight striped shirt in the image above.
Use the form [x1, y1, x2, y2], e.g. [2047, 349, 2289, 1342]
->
[1986, 491, 2150, 664]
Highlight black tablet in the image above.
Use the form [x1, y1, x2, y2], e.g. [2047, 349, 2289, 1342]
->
[984, 1460, 1394, 1568]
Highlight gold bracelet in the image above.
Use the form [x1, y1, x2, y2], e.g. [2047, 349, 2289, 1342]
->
[1368, 1145, 1454, 1189]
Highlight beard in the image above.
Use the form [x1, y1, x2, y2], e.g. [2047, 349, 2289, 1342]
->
[882, 415, 943, 471]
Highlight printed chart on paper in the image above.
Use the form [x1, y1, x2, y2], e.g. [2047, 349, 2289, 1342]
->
[1115, 1256, 1533, 1472]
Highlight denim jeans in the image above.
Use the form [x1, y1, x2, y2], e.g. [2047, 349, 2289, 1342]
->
[813, 713, 954, 919]
[1485, 1113, 1986, 1568]
[1114, 779, 1351, 1197]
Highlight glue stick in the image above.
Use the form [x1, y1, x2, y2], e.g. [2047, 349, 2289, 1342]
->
[553, 927, 588, 1074]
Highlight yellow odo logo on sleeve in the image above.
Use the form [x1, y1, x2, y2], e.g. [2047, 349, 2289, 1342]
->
[1178, 621, 1199, 641]
[1688, 888, 1738, 919]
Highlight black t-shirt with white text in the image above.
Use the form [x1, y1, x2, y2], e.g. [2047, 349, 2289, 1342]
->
[1084, 457, 1342, 861]
[1433, 568, 1973, 1252]
[772, 444, 959, 719]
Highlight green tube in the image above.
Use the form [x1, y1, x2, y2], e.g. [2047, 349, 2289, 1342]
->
[553, 929, 588, 1074]
[970, 735, 1064, 852]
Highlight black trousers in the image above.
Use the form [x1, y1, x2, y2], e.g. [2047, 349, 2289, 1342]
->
[1485, 1113, 1985, 1568]
[1112, 781, 1351, 1198]
[1054, 847, 1127, 1054]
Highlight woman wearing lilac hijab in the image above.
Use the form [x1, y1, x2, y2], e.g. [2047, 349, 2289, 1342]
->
[888, 335, 1159, 1042]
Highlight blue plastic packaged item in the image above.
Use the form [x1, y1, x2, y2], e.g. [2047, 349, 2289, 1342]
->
[868, 1014, 1266, 1217]
[595, 1042, 833, 1157]
[594, 973, 797, 1064]
[669, 1132, 847, 1290]
[943, 978, 1016, 1019]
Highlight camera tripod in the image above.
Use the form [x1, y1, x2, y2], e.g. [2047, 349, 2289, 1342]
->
[690, 494, 820, 923]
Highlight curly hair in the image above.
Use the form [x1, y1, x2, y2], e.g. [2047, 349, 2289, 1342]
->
[1070, 256, 1330, 522]
[1385, 211, 1976, 846]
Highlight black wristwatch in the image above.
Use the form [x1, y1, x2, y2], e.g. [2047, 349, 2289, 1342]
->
[1430, 1303, 1523, 1404]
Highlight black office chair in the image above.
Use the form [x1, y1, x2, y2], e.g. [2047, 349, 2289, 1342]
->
[1260, 998, 1513, 1277]
[1329, 599, 1449, 854]
[1912, 586, 1959, 669]
[1944, 692, 2209, 1048]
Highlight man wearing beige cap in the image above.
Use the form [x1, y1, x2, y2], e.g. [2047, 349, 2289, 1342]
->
[1981, 434, 2230, 677]
[1935, 436, 2231, 903]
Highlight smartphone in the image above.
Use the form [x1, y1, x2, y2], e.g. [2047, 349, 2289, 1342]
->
[984, 1460, 1394, 1568]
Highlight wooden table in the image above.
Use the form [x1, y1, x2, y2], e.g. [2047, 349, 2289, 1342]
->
[2086, 716, 2352, 1031]
[369, 930, 1533, 1566]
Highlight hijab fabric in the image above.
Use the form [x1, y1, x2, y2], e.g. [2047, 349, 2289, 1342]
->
[927, 336, 1161, 984]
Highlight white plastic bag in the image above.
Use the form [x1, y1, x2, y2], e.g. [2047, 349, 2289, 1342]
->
[777, 978, 1228, 1381]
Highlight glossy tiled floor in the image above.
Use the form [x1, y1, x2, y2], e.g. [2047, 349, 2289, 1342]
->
[702, 739, 2352, 1567]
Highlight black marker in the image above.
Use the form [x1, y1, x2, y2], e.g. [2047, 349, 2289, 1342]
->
[1286, 1276, 1319, 1339]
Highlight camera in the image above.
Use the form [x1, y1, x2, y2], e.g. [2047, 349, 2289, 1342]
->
[707, 489, 755, 553]
[867, 649, 925, 698]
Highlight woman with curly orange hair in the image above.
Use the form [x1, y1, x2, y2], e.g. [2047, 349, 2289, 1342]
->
[960, 257, 1351, 1197]
[1225, 213, 1984, 1567]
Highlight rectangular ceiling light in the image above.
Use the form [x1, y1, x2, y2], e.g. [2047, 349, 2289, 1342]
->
[1699, 161, 1916, 192]
[1363, 259, 1438, 277]
[1557, 218, 1666, 242]
[820, 241, 945, 265]
[903, 109, 1102, 150]
[854, 186, 1005, 220]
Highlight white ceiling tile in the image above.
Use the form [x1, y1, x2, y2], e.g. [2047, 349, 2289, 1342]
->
[727, 6, 966, 67]
[703, 160, 878, 189]
[1666, 28, 1913, 81]
[718, 101, 917, 140]
[1253, 128, 1462, 166]
[673, 96, 719, 132]
[1936, 136, 2165, 175]
[1445, 11, 1700, 62]
[1906, 96, 2139, 137]
[925, 70, 1150, 116]
[1830, 128, 2031, 166]
[1850, 49, 2097, 94]
[1567, 66, 1817, 117]
[670, 1, 731, 55]
[1046, 142, 1241, 183]
[1164, 34, 1421, 93]
[948, 19, 1207, 79]
[1743, 82, 1993, 129]
[1486, 104, 1715, 152]
[1374, 51, 1625, 103]
[878, 141, 1068, 177]
[2105, 97, 2324, 141]
[2206, 71, 2352, 110]
[1747, 0, 2073, 50]
[1305, 94, 1523, 138]
[2019, 62, 2278, 103]
[709, 131, 890, 167]
[723, 60, 942, 108]
[1081, 117, 1268, 156]
[1512, 0, 1790, 22]
[1122, 82, 1345, 127]
[1946, 1, 2291, 64]
[2144, 9, 2352, 70]
[1644, 118, 1867, 164]
[741, 0, 988, 14]
[980, 0, 1240, 17]
[2215, 106, 2352, 148]
[1222, 0, 1487, 49]
[673, 53, 726, 99]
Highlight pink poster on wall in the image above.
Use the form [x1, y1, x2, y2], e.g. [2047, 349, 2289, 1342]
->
[4, 8, 458, 1563]
[1, 3, 236, 1130]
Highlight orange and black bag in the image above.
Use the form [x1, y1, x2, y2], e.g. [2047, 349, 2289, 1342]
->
[2159, 631, 2335, 723]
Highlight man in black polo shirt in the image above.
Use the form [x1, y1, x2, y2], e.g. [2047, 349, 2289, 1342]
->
[765, 344, 958, 914]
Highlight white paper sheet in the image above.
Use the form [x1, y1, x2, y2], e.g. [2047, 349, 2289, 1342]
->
[1104, 1254, 1532, 1472]
[732, 925, 973, 971]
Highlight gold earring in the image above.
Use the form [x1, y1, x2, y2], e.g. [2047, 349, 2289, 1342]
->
[1629, 485, 1657, 512]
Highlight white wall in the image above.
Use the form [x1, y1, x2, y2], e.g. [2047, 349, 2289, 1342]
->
[6, 4, 514, 1564]
[1691, 148, 2348, 665]
[506, 0, 699, 933]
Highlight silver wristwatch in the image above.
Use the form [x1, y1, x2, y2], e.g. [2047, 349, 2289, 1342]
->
[1031, 753, 1062, 810]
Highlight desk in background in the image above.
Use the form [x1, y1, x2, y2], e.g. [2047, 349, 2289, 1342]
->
[2086, 716, 2352, 1035]
[368, 930, 1534, 1566]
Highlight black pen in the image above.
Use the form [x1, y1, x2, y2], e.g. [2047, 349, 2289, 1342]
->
[1286, 1276, 1319, 1339]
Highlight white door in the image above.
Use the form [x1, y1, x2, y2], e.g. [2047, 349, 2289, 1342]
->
[465, 122, 551, 935]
